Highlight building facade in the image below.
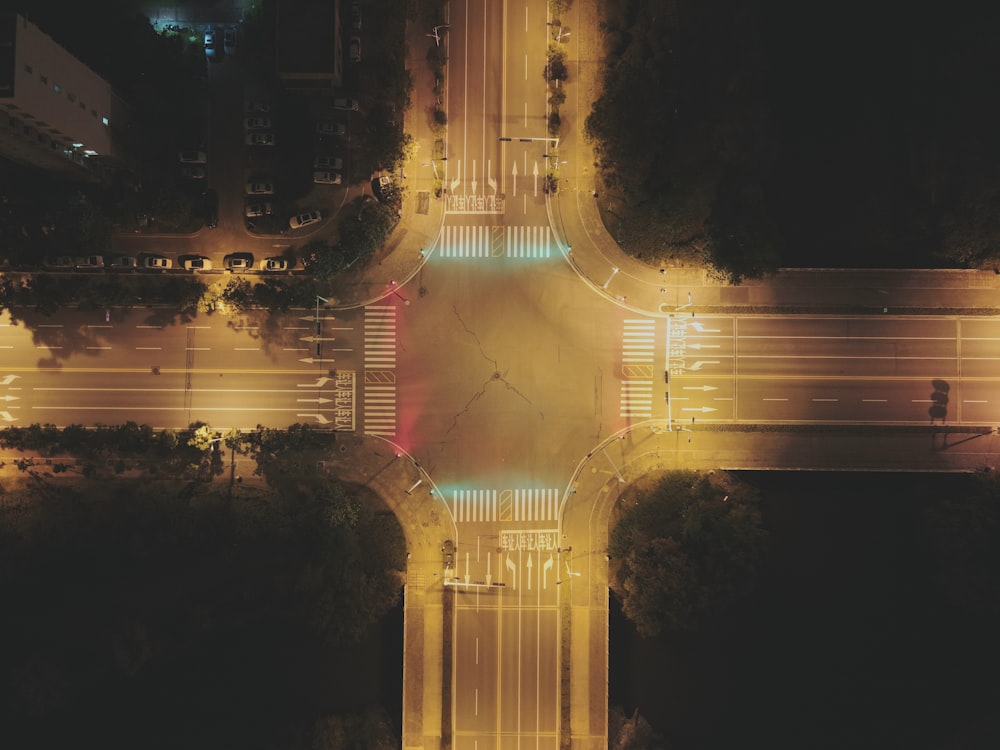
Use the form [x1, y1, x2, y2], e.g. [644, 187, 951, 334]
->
[0, 12, 129, 182]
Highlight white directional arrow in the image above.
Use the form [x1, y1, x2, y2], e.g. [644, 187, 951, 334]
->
[296, 413, 330, 424]
[506, 554, 517, 590]
[299, 316, 338, 321]
[296, 397, 332, 404]
[689, 322, 720, 333]
[526, 553, 534, 591]
[0, 394, 20, 401]
[533, 160, 540, 197]
[511, 161, 518, 196]
[688, 361, 721, 371]
[564, 561, 581, 578]
[0, 375, 19, 386]
[464, 552, 471, 585]
[485, 554, 493, 586]
[299, 336, 337, 343]
[682, 406, 718, 414]
[471, 160, 478, 195]
[543, 554, 554, 589]
[297, 377, 331, 388]
[450, 160, 461, 192]
[682, 385, 718, 392]
[488, 160, 496, 193]
[298, 357, 337, 364]
[688, 343, 721, 350]
[1, 411, 19, 423]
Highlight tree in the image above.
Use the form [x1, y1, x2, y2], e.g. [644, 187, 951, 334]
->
[609, 470, 768, 636]
[704, 166, 781, 283]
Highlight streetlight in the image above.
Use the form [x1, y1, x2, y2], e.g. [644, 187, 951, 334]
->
[602, 267, 619, 289]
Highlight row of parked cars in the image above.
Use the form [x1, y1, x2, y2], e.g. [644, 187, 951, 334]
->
[42, 253, 288, 272]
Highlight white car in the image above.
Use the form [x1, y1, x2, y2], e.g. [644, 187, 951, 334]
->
[144, 255, 171, 269]
[314, 156, 343, 170]
[316, 120, 346, 136]
[226, 253, 254, 271]
[289, 210, 322, 229]
[245, 201, 273, 218]
[244, 101, 271, 114]
[313, 171, 342, 185]
[182, 256, 212, 271]
[246, 132, 276, 146]
[178, 150, 207, 164]
[260, 257, 289, 271]
[245, 181, 274, 195]
[204, 29, 218, 59]
[244, 117, 272, 130]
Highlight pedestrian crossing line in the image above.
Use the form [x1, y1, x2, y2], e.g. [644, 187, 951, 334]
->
[435, 225, 553, 259]
[449, 487, 562, 523]
[620, 319, 656, 418]
[364, 306, 397, 436]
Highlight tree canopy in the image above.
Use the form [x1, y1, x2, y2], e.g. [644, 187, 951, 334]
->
[609, 470, 768, 636]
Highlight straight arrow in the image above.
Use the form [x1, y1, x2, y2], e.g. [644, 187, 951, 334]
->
[299, 336, 338, 342]
[511, 161, 518, 196]
[299, 316, 338, 321]
[0, 394, 20, 401]
[526, 553, 533, 591]
[682, 386, 718, 392]
[471, 160, 478, 195]
[688, 343, 721, 350]
[682, 406, 717, 413]
[533, 161, 539, 197]
[296, 397, 332, 404]
[298, 357, 337, 364]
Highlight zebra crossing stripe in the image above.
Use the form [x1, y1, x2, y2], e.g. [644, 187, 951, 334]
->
[449, 488, 561, 523]
[435, 225, 553, 258]
[364, 306, 398, 436]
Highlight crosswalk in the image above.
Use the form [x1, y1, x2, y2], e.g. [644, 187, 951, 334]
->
[620, 319, 656, 418]
[435, 225, 553, 259]
[363, 305, 397, 436]
[448, 488, 562, 523]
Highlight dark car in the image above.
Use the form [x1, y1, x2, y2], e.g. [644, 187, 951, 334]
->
[201, 190, 218, 229]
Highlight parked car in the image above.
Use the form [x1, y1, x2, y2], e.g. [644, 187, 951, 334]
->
[351, 0, 362, 30]
[245, 181, 274, 195]
[245, 201, 273, 218]
[74, 255, 104, 268]
[244, 101, 271, 114]
[223, 27, 237, 55]
[316, 120, 346, 136]
[246, 132, 276, 146]
[333, 97, 359, 111]
[313, 171, 342, 185]
[182, 256, 212, 271]
[289, 210, 322, 229]
[260, 257, 288, 271]
[43, 256, 73, 268]
[314, 156, 343, 170]
[349, 36, 362, 63]
[226, 253, 255, 271]
[179, 150, 207, 164]
[204, 28, 218, 60]
[144, 255, 171, 269]
[180, 165, 206, 179]
[244, 116, 272, 130]
[108, 256, 137, 269]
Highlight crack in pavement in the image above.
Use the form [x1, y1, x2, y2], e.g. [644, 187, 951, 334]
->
[446, 307, 544, 434]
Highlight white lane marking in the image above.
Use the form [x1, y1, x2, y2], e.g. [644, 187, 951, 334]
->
[762, 398, 788, 401]
[964, 400, 988, 403]
[136, 325, 163, 329]
[36, 345, 62, 349]
[862, 399, 888, 402]
[135, 347, 162, 350]
[812, 398, 839, 402]
[85, 346, 112, 350]
[234, 348, 260, 351]
[185, 347, 210, 351]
